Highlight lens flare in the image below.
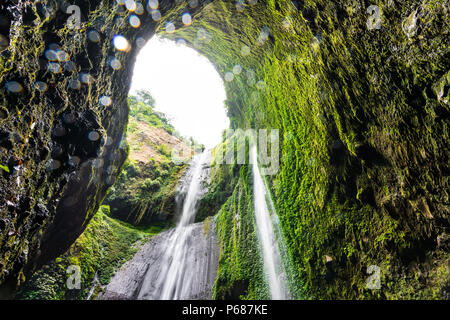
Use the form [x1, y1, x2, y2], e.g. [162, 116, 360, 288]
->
[166, 22, 176, 34]
[34, 81, 48, 92]
[99, 95, 112, 106]
[129, 15, 141, 28]
[182, 13, 192, 26]
[6, 81, 23, 93]
[113, 35, 130, 51]
[151, 10, 161, 21]
[225, 72, 234, 82]
[88, 30, 100, 42]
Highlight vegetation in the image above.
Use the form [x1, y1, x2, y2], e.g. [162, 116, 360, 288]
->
[105, 92, 191, 226]
[128, 90, 175, 135]
[16, 205, 162, 300]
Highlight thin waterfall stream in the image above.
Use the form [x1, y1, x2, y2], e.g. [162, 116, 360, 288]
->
[251, 146, 290, 300]
[137, 151, 210, 299]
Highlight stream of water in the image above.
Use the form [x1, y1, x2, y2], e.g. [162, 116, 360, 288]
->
[251, 146, 290, 300]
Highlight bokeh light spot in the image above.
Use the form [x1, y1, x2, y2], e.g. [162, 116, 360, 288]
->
[113, 35, 130, 51]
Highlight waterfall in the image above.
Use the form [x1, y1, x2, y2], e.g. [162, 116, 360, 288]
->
[250, 146, 290, 300]
[136, 151, 210, 300]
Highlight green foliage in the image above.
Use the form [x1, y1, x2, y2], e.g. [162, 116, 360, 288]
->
[213, 165, 269, 300]
[163, 0, 449, 299]
[128, 91, 174, 133]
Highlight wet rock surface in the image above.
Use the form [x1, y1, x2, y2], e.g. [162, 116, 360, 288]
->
[100, 220, 219, 300]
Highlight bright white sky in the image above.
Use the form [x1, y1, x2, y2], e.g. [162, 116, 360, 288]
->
[130, 36, 229, 148]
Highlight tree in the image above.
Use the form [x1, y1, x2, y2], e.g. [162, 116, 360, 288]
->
[136, 89, 156, 106]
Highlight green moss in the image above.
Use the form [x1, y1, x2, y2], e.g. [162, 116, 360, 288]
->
[161, 0, 448, 299]
[213, 164, 269, 300]
[105, 92, 189, 226]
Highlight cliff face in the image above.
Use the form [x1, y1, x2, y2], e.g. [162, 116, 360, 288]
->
[104, 94, 193, 226]
[0, 0, 448, 299]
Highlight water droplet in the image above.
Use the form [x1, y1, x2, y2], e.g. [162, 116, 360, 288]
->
[257, 27, 270, 44]
[64, 61, 76, 72]
[113, 35, 130, 51]
[233, 64, 242, 75]
[49, 43, 61, 51]
[56, 50, 68, 62]
[151, 10, 161, 21]
[53, 126, 66, 137]
[92, 158, 104, 169]
[80, 73, 93, 84]
[241, 45, 251, 56]
[125, 0, 136, 11]
[47, 159, 61, 171]
[236, 1, 245, 12]
[105, 136, 114, 146]
[44, 49, 58, 61]
[182, 13, 192, 26]
[34, 81, 48, 92]
[197, 28, 208, 41]
[256, 80, 266, 90]
[246, 69, 255, 80]
[224, 72, 234, 82]
[135, 2, 144, 14]
[188, 0, 199, 8]
[136, 37, 146, 48]
[88, 131, 100, 141]
[176, 38, 187, 46]
[109, 57, 122, 70]
[166, 22, 176, 34]
[87, 30, 100, 42]
[148, 0, 159, 10]
[47, 62, 62, 73]
[129, 15, 141, 28]
[68, 155, 80, 167]
[63, 113, 76, 124]
[68, 78, 81, 90]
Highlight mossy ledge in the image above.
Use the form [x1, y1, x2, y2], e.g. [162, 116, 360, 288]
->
[0, 0, 448, 299]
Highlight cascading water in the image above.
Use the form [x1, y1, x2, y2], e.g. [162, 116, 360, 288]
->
[135, 151, 210, 300]
[251, 146, 290, 300]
